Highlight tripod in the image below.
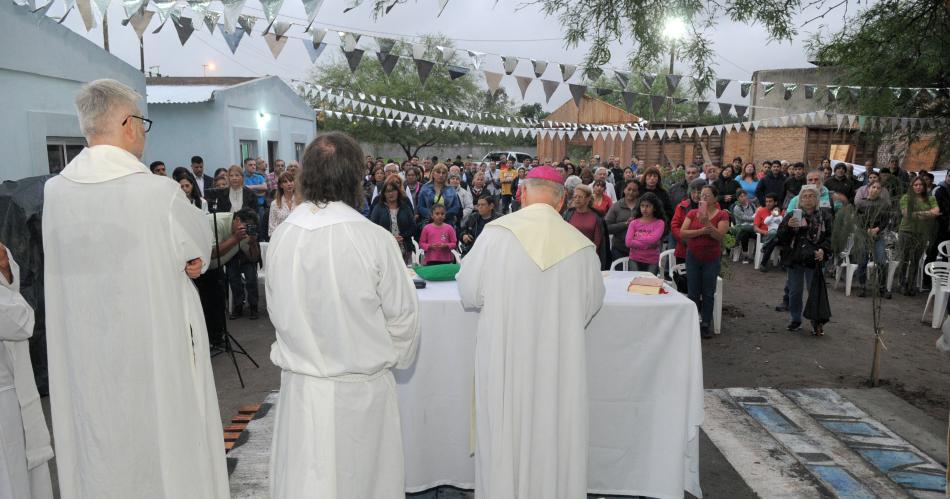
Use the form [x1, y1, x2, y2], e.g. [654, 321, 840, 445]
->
[207, 194, 259, 388]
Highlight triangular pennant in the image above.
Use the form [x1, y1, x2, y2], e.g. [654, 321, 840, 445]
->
[467, 50, 485, 70]
[622, 91, 636, 112]
[560, 63, 577, 82]
[130, 9, 154, 39]
[541, 79, 559, 103]
[77, 0, 96, 31]
[666, 74, 683, 94]
[642, 73, 658, 90]
[150, 0, 175, 22]
[375, 37, 396, 57]
[718, 102, 732, 118]
[302, 0, 324, 23]
[436, 45, 455, 62]
[172, 15, 195, 45]
[697, 101, 709, 115]
[33, 0, 55, 16]
[236, 14, 255, 34]
[447, 65, 469, 80]
[263, 33, 288, 58]
[848, 86, 860, 101]
[91, 0, 109, 17]
[414, 59, 435, 84]
[650, 95, 665, 115]
[258, 0, 284, 25]
[219, 23, 243, 53]
[515, 76, 533, 99]
[614, 70, 630, 90]
[122, 0, 147, 17]
[891, 87, 902, 99]
[532, 60, 548, 78]
[411, 43, 426, 60]
[734, 105, 747, 119]
[502, 55, 519, 75]
[804, 84, 816, 99]
[343, 48, 364, 73]
[835, 114, 845, 129]
[740, 81, 752, 98]
[827, 86, 840, 102]
[569, 84, 587, 107]
[379, 54, 399, 76]
[783, 83, 798, 100]
[187, 0, 209, 15]
[485, 71, 503, 95]
[762, 82, 775, 96]
[202, 11, 219, 33]
[780, 116, 789, 126]
[715, 79, 730, 98]
[219, 0, 246, 33]
[271, 21, 292, 39]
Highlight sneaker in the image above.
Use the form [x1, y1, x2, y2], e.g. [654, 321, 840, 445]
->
[775, 304, 789, 312]
[249, 306, 259, 320]
[884, 290, 893, 299]
[701, 325, 713, 339]
[229, 305, 243, 320]
[787, 321, 802, 331]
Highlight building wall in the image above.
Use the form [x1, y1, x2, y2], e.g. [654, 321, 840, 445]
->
[752, 127, 809, 163]
[723, 131, 754, 165]
[749, 67, 845, 122]
[0, 1, 145, 181]
[142, 102, 229, 171]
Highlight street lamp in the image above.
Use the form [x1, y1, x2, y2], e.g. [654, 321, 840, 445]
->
[202, 62, 216, 77]
[660, 16, 688, 166]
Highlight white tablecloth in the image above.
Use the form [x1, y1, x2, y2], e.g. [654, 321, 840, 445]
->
[394, 271, 704, 499]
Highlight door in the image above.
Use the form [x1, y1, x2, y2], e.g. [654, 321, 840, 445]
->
[267, 141, 279, 172]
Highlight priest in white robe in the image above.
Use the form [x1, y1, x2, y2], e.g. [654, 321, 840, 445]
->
[43, 79, 228, 499]
[457, 165, 606, 499]
[0, 243, 53, 499]
[267, 132, 420, 499]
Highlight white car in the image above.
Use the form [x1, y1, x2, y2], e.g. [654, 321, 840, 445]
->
[478, 151, 534, 166]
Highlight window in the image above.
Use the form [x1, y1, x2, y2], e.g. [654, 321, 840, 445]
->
[295, 142, 306, 161]
[240, 140, 258, 162]
[47, 137, 87, 174]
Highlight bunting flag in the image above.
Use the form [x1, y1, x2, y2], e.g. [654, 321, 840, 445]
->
[827, 85, 840, 102]
[376, 37, 396, 57]
[263, 32, 288, 58]
[447, 65, 469, 80]
[762, 82, 775, 96]
[172, 15, 195, 45]
[515, 75, 533, 98]
[237, 14, 255, 35]
[848, 86, 860, 101]
[122, 0, 147, 17]
[568, 83, 586, 107]
[436, 45, 455, 62]
[343, 48, 364, 73]
[804, 84, 816, 99]
[467, 50, 485, 70]
[484, 71, 503, 95]
[666, 74, 683, 94]
[718, 102, 732, 118]
[783, 83, 798, 100]
[715, 79, 730, 98]
[341, 32, 361, 52]
[379, 53, 399, 75]
[532, 60, 547, 78]
[309, 27, 327, 46]
[740, 81, 752, 98]
[697, 101, 709, 115]
[258, 0, 282, 24]
[129, 9, 154, 39]
[541, 79, 559, 103]
[90, 0, 108, 17]
[302, 39, 327, 63]
[302, 0, 324, 24]
[413, 59, 435, 85]
[614, 70, 630, 90]
[502, 55, 519, 75]
[271, 20, 291, 38]
[734, 105, 747, 119]
[650, 95, 665, 115]
[187, 0, 209, 15]
[219, 23, 244, 53]
[202, 11, 219, 33]
[560, 63, 577, 82]
[891, 87, 902, 99]
[622, 91, 636, 112]
[219, 0, 245, 33]
[642, 73, 657, 90]
[76, 0, 95, 30]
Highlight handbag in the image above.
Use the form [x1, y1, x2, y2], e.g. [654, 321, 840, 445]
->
[803, 261, 832, 324]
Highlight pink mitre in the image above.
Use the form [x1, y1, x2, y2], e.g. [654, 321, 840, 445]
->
[525, 165, 564, 184]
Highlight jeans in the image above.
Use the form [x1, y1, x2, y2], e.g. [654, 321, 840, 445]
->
[736, 225, 755, 253]
[501, 195, 513, 214]
[787, 264, 815, 323]
[226, 255, 259, 310]
[631, 260, 659, 274]
[760, 231, 778, 265]
[686, 252, 720, 328]
[855, 237, 887, 288]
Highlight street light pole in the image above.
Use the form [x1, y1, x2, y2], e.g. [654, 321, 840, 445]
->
[666, 41, 676, 124]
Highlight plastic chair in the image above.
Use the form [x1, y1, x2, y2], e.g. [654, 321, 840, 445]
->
[610, 257, 630, 271]
[834, 253, 859, 296]
[938, 240, 950, 261]
[921, 261, 950, 328]
[658, 249, 676, 278]
[753, 233, 781, 270]
[714, 277, 723, 335]
[866, 260, 900, 293]
[257, 241, 269, 279]
[915, 248, 928, 292]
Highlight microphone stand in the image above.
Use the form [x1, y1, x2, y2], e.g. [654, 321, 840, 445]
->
[208, 194, 259, 388]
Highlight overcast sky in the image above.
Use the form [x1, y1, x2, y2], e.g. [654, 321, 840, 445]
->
[60, 0, 857, 111]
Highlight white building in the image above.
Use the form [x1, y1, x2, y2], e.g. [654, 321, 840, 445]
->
[0, 1, 146, 181]
[144, 76, 317, 174]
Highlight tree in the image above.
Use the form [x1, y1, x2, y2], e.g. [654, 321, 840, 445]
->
[308, 35, 530, 159]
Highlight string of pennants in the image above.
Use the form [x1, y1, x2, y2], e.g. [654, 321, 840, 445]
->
[318, 101, 946, 140]
[20, 0, 950, 104]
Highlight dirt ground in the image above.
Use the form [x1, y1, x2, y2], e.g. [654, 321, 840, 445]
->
[705, 260, 950, 421]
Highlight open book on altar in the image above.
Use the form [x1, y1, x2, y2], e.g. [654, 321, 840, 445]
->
[627, 275, 665, 295]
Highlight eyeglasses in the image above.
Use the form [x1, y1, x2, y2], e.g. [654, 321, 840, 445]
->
[123, 115, 152, 133]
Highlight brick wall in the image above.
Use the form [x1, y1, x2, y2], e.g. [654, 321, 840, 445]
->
[753, 127, 808, 163]
[724, 131, 753, 165]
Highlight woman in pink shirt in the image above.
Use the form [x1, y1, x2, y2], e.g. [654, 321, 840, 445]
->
[419, 204, 457, 265]
[624, 192, 667, 274]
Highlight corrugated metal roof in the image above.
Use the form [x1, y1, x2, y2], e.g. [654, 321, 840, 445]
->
[146, 85, 224, 104]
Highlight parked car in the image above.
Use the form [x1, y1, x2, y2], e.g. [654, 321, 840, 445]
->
[478, 151, 534, 166]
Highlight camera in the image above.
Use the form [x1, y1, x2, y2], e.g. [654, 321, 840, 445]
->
[245, 224, 259, 238]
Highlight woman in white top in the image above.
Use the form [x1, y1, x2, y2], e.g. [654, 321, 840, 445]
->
[268, 171, 296, 235]
[450, 172, 473, 224]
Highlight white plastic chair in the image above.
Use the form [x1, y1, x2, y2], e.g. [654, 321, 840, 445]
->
[714, 277, 723, 335]
[753, 233, 781, 270]
[410, 239, 423, 267]
[834, 235, 858, 296]
[610, 257, 630, 271]
[257, 241, 269, 279]
[866, 260, 900, 293]
[915, 248, 928, 292]
[658, 249, 675, 278]
[921, 261, 950, 328]
[938, 240, 950, 261]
